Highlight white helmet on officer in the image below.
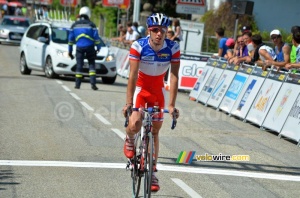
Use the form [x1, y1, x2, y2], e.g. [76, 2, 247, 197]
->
[79, 6, 91, 18]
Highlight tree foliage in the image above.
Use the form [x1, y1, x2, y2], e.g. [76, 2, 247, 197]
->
[201, 1, 256, 38]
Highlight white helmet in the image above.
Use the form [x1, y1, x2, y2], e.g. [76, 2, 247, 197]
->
[79, 6, 91, 18]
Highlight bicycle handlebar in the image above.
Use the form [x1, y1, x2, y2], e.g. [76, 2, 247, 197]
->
[124, 107, 177, 130]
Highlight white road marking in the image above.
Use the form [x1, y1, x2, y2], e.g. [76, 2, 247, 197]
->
[94, 113, 111, 125]
[171, 178, 203, 198]
[0, 160, 124, 168]
[0, 160, 299, 182]
[80, 101, 94, 111]
[62, 85, 71, 92]
[56, 80, 63, 85]
[111, 128, 126, 139]
[69, 93, 81, 101]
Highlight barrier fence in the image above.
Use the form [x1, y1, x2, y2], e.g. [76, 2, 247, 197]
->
[112, 45, 300, 147]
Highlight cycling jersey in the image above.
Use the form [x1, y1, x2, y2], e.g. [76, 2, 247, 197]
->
[129, 36, 180, 121]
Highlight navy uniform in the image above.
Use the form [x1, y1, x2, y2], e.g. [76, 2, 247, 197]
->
[68, 6, 101, 90]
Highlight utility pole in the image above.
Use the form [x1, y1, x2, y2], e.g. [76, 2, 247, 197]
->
[132, 0, 140, 22]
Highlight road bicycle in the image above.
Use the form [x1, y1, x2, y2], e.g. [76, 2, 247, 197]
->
[125, 105, 177, 198]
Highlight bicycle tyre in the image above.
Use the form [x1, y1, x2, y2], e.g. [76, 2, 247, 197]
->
[143, 132, 153, 198]
[132, 133, 142, 198]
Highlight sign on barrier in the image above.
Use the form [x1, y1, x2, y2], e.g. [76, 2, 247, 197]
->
[219, 64, 254, 113]
[116, 49, 129, 78]
[189, 57, 217, 100]
[206, 62, 239, 109]
[177, 54, 209, 90]
[280, 93, 300, 144]
[230, 67, 269, 119]
[246, 70, 287, 126]
[263, 73, 300, 133]
[197, 59, 227, 104]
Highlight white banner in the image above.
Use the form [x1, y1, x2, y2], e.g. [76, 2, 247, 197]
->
[116, 49, 129, 77]
[219, 64, 254, 113]
[246, 71, 287, 126]
[263, 74, 300, 132]
[189, 58, 217, 100]
[197, 60, 227, 104]
[206, 64, 238, 109]
[177, 54, 209, 90]
[230, 67, 268, 119]
[280, 93, 300, 143]
[219, 72, 249, 113]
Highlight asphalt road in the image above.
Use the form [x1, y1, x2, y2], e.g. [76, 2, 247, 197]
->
[0, 44, 300, 198]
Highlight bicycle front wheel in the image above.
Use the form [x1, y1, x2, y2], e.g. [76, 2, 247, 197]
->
[143, 132, 153, 198]
[132, 133, 142, 198]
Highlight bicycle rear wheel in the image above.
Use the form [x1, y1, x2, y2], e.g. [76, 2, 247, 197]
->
[132, 133, 142, 198]
[143, 132, 153, 198]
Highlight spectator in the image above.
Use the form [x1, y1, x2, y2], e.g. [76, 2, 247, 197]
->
[42, 6, 49, 20]
[233, 32, 253, 65]
[229, 35, 248, 64]
[232, 25, 252, 55]
[111, 29, 126, 42]
[15, 6, 22, 16]
[243, 31, 254, 57]
[251, 34, 277, 70]
[224, 38, 235, 60]
[290, 26, 300, 63]
[240, 25, 252, 34]
[215, 27, 228, 57]
[123, 21, 140, 45]
[132, 21, 140, 35]
[170, 18, 183, 42]
[167, 29, 179, 43]
[137, 25, 146, 38]
[2, 3, 7, 15]
[285, 30, 300, 72]
[264, 29, 291, 71]
[21, 5, 27, 17]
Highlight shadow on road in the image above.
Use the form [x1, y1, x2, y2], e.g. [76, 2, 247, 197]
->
[0, 169, 20, 191]
[158, 157, 300, 176]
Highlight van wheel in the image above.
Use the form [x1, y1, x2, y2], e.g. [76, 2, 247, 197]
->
[20, 53, 31, 75]
[45, 56, 58, 78]
[102, 75, 117, 84]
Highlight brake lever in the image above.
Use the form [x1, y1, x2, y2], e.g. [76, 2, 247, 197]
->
[124, 106, 132, 127]
[171, 108, 178, 130]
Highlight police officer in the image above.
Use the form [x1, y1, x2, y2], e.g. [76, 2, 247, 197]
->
[68, 6, 101, 90]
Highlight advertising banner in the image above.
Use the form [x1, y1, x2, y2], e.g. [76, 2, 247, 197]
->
[189, 57, 217, 100]
[116, 49, 129, 77]
[206, 62, 239, 109]
[60, 0, 77, 6]
[178, 54, 209, 90]
[218, 73, 248, 113]
[246, 70, 287, 126]
[219, 64, 254, 113]
[230, 67, 268, 119]
[176, 0, 206, 15]
[102, 0, 130, 9]
[197, 60, 227, 104]
[280, 93, 300, 143]
[262, 73, 300, 132]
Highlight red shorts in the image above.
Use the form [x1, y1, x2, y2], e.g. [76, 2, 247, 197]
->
[133, 86, 166, 121]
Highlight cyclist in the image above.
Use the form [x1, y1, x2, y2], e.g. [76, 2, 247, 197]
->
[68, 6, 101, 90]
[122, 13, 180, 192]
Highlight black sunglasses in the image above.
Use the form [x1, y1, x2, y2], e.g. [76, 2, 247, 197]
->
[271, 35, 279, 40]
